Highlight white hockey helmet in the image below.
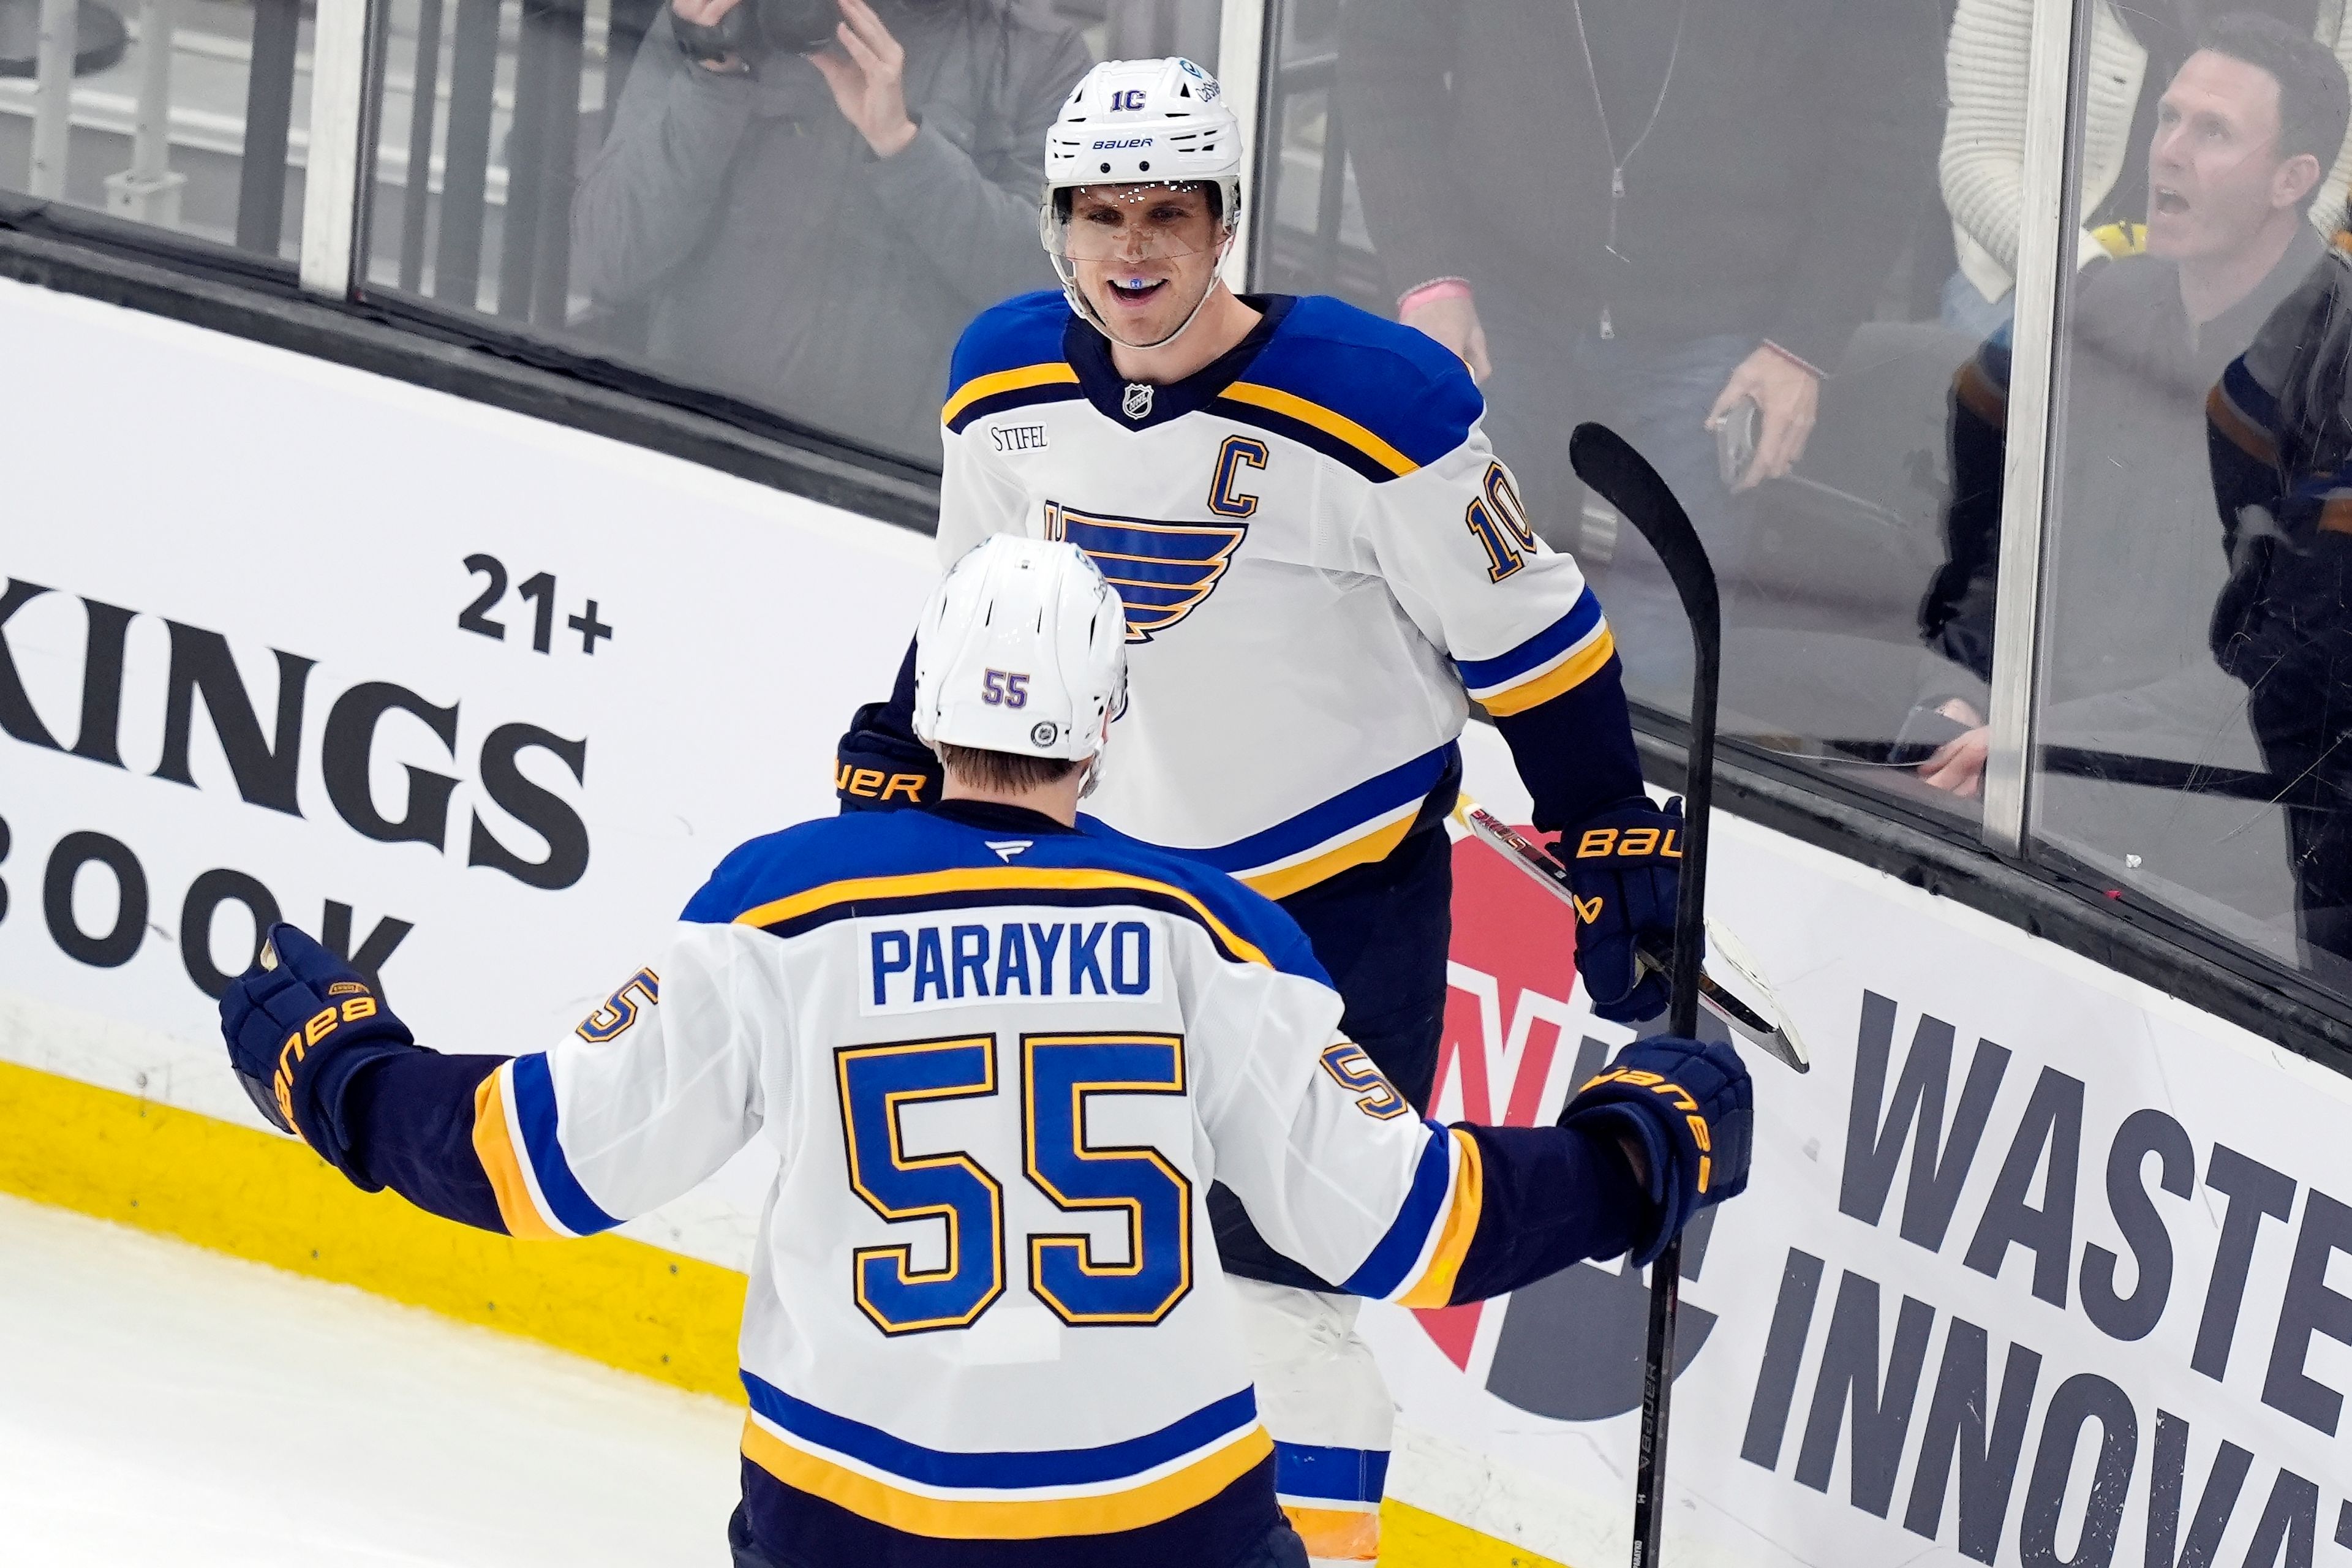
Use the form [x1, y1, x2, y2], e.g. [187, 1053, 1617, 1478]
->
[1039, 57, 1244, 343]
[913, 535, 1128, 767]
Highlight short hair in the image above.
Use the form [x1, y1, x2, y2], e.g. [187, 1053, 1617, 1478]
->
[935, 742, 1081, 793]
[2197, 12, 2352, 206]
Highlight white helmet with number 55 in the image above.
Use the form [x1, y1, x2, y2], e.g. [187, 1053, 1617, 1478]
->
[913, 535, 1129, 764]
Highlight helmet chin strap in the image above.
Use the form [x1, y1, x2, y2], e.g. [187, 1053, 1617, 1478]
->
[1057, 231, 1237, 354]
[1075, 701, 1119, 799]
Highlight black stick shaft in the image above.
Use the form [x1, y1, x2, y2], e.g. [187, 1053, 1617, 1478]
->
[1632, 1235, 1680, 1566]
[1568, 423, 1720, 1568]
[1632, 616, 1716, 1564]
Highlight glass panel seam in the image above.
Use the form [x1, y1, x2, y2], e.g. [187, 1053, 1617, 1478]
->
[300, 0, 377, 298]
[1220, 0, 1271, 291]
[1980, 0, 2095, 854]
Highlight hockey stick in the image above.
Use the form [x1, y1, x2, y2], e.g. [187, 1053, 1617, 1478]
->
[1448, 792, 1809, 1071]
[1569, 421, 1715, 1568]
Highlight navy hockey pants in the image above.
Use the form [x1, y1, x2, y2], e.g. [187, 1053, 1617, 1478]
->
[1208, 820, 1453, 1291]
[729, 1508, 1310, 1567]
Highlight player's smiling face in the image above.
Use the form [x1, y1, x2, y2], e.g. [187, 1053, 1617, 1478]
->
[1066, 184, 1224, 345]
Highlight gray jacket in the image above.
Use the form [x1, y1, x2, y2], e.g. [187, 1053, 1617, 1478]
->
[575, 1, 1090, 464]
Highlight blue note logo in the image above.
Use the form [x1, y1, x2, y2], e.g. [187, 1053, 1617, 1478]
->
[1044, 500, 1246, 643]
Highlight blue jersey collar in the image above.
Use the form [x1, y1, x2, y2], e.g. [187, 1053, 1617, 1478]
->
[1064, 295, 1298, 431]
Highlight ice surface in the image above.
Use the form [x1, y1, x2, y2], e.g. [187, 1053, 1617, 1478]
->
[0, 1195, 742, 1565]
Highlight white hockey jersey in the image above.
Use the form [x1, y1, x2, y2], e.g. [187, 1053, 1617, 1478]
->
[938, 292, 1627, 895]
[375, 803, 1500, 1566]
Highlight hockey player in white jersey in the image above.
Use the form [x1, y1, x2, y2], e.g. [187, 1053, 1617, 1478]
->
[219, 537, 1749, 1568]
[834, 57, 1691, 1562]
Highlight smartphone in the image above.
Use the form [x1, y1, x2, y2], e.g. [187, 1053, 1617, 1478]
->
[1714, 397, 1758, 489]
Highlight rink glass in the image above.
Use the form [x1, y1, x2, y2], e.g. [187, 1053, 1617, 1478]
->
[19, 0, 2352, 1015]
[0, 0, 316, 259]
[2029, 13, 2352, 999]
[341, 0, 1227, 470]
[1257, 0, 1976, 821]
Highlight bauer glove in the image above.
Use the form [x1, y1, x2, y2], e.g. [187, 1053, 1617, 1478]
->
[220, 924, 420, 1182]
[1558, 1035, 1752, 1267]
[836, 698, 942, 813]
[1564, 796, 1683, 1023]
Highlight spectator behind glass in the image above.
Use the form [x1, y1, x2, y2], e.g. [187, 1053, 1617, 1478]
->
[1915, 13, 2347, 839]
[1334, 0, 1943, 702]
[1939, 0, 2352, 337]
[2208, 195, 2352, 974]
[573, 0, 1090, 465]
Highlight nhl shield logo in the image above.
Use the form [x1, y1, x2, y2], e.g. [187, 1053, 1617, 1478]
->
[1121, 382, 1155, 421]
[1045, 501, 1245, 642]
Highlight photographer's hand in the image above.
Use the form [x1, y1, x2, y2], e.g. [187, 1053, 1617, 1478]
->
[810, 0, 918, 157]
[673, 0, 750, 72]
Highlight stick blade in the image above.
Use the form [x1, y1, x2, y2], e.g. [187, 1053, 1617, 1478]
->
[1568, 422, 1718, 629]
[1702, 918, 1809, 1070]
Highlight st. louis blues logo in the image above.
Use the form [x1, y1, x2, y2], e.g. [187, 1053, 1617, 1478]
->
[1044, 500, 1246, 643]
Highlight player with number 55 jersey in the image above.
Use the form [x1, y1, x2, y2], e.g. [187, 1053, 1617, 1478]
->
[218, 538, 1747, 1568]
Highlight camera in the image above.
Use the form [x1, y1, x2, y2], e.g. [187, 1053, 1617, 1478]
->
[752, 0, 843, 51]
[674, 0, 841, 69]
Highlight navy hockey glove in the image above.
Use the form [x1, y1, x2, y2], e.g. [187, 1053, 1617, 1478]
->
[1565, 796, 1683, 1023]
[1558, 1035, 1752, 1267]
[220, 923, 419, 1182]
[835, 699, 941, 813]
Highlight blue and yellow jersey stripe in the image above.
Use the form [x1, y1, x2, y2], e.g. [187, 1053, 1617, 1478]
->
[685, 812, 1331, 984]
[1208, 382, 1421, 483]
[943, 362, 1084, 432]
[729, 865, 1278, 971]
[943, 292, 1485, 482]
[1395, 1128, 1485, 1308]
[943, 290, 1084, 433]
[1204, 295, 1483, 484]
[1336, 1121, 1483, 1305]
[1080, 742, 1457, 901]
[1238, 810, 1422, 902]
[1455, 590, 1618, 717]
[470, 1054, 620, 1241]
[739, 1375, 1272, 1539]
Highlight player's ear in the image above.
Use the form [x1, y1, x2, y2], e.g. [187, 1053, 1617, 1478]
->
[2275, 150, 2322, 211]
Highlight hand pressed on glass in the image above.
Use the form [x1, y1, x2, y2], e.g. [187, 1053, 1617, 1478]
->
[1400, 292, 1493, 383]
[1918, 698, 1991, 800]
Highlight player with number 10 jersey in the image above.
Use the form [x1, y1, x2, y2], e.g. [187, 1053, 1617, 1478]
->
[836, 58, 1686, 1563]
